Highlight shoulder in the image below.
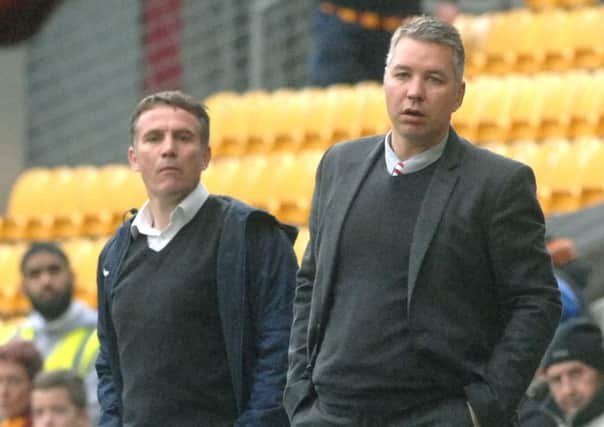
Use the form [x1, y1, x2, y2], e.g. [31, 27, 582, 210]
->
[212, 195, 297, 243]
[453, 134, 532, 181]
[324, 135, 384, 162]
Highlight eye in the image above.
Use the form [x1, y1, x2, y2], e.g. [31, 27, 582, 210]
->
[143, 132, 162, 143]
[175, 131, 195, 142]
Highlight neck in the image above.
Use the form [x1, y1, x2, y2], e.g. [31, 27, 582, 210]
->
[149, 198, 180, 230]
[391, 129, 448, 160]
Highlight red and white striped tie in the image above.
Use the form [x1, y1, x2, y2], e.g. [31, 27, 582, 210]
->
[392, 161, 404, 176]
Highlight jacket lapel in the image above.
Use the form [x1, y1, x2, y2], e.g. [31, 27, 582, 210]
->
[315, 137, 384, 323]
[407, 130, 463, 304]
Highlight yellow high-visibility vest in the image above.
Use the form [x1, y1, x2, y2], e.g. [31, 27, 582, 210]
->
[15, 325, 99, 376]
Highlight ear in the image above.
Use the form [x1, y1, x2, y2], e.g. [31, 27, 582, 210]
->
[128, 145, 140, 172]
[453, 80, 466, 112]
[201, 145, 212, 172]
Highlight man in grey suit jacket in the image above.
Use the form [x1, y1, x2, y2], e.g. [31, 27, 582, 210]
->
[285, 16, 562, 427]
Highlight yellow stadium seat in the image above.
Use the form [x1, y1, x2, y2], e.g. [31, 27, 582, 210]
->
[508, 141, 549, 212]
[230, 155, 270, 209]
[571, 7, 604, 70]
[454, 14, 493, 76]
[0, 243, 29, 317]
[202, 157, 242, 197]
[537, 73, 577, 140]
[474, 76, 514, 142]
[546, 139, 584, 213]
[305, 84, 353, 149]
[524, 0, 560, 10]
[536, 139, 575, 214]
[357, 83, 390, 137]
[578, 138, 604, 208]
[244, 154, 291, 216]
[569, 71, 604, 138]
[62, 238, 106, 309]
[534, 10, 575, 73]
[275, 150, 321, 225]
[467, 11, 521, 75]
[6, 168, 52, 217]
[561, 0, 598, 9]
[99, 164, 147, 222]
[258, 88, 304, 153]
[505, 75, 541, 141]
[452, 75, 484, 142]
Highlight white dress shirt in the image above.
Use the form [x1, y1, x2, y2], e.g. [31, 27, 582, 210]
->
[130, 184, 209, 251]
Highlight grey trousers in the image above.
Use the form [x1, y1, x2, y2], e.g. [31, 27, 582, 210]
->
[291, 396, 475, 427]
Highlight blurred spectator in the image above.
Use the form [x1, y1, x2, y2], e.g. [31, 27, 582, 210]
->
[519, 318, 604, 426]
[1, 243, 99, 425]
[0, 340, 43, 427]
[309, 1, 459, 86]
[557, 271, 584, 323]
[31, 370, 90, 427]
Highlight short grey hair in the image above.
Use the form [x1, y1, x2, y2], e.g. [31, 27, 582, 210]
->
[385, 15, 465, 81]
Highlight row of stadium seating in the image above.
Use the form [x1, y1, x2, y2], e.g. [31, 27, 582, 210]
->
[455, 71, 604, 142]
[2, 137, 603, 243]
[484, 138, 604, 213]
[204, 70, 604, 158]
[457, 6, 604, 76]
[0, 150, 322, 241]
[525, 0, 596, 9]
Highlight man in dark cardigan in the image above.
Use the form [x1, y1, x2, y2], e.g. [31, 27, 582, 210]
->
[96, 90, 298, 427]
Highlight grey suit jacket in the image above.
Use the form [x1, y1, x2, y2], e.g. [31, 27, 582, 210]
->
[285, 129, 561, 427]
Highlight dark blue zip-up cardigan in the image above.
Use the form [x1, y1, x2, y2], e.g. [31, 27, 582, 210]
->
[96, 196, 298, 427]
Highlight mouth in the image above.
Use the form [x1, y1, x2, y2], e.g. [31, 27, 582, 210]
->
[402, 108, 425, 117]
[158, 166, 181, 174]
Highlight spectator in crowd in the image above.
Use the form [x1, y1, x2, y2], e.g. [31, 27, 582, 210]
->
[96, 90, 298, 427]
[286, 16, 561, 427]
[0, 340, 43, 427]
[31, 369, 91, 427]
[310, 1, 459, 86]
[519, 318, 604, 426]
[2, 244, 99, 425]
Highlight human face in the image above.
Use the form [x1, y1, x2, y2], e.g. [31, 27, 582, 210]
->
[128, 106, 211, 206]
[22, 252, 73, 321]
[0, 360, 32, 420]
[546, 360, 604, 417]
[384, 37, 465, 156]
[32, 388, 87, 427]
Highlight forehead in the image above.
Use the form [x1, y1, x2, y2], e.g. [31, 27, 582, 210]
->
[0, 360, 28, 378]
[135, 105, 200, 134]
[32, 387, 73, 406]
[23, 252, 66, 271]
[391, 37, 456, 73]
[547, 360, 595, 377]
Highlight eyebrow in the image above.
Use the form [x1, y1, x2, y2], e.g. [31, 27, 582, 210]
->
[391, 64, 447, 76]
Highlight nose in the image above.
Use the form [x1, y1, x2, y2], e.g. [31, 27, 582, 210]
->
[558, 375, 576, 398]
[406, 76, 425, 101]
[36, 414, 53, 427]
[161, 135, 177, 157]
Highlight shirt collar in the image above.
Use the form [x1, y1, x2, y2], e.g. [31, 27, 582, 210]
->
[384, 131, 447, 175]
[130, 184, 209, 237]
